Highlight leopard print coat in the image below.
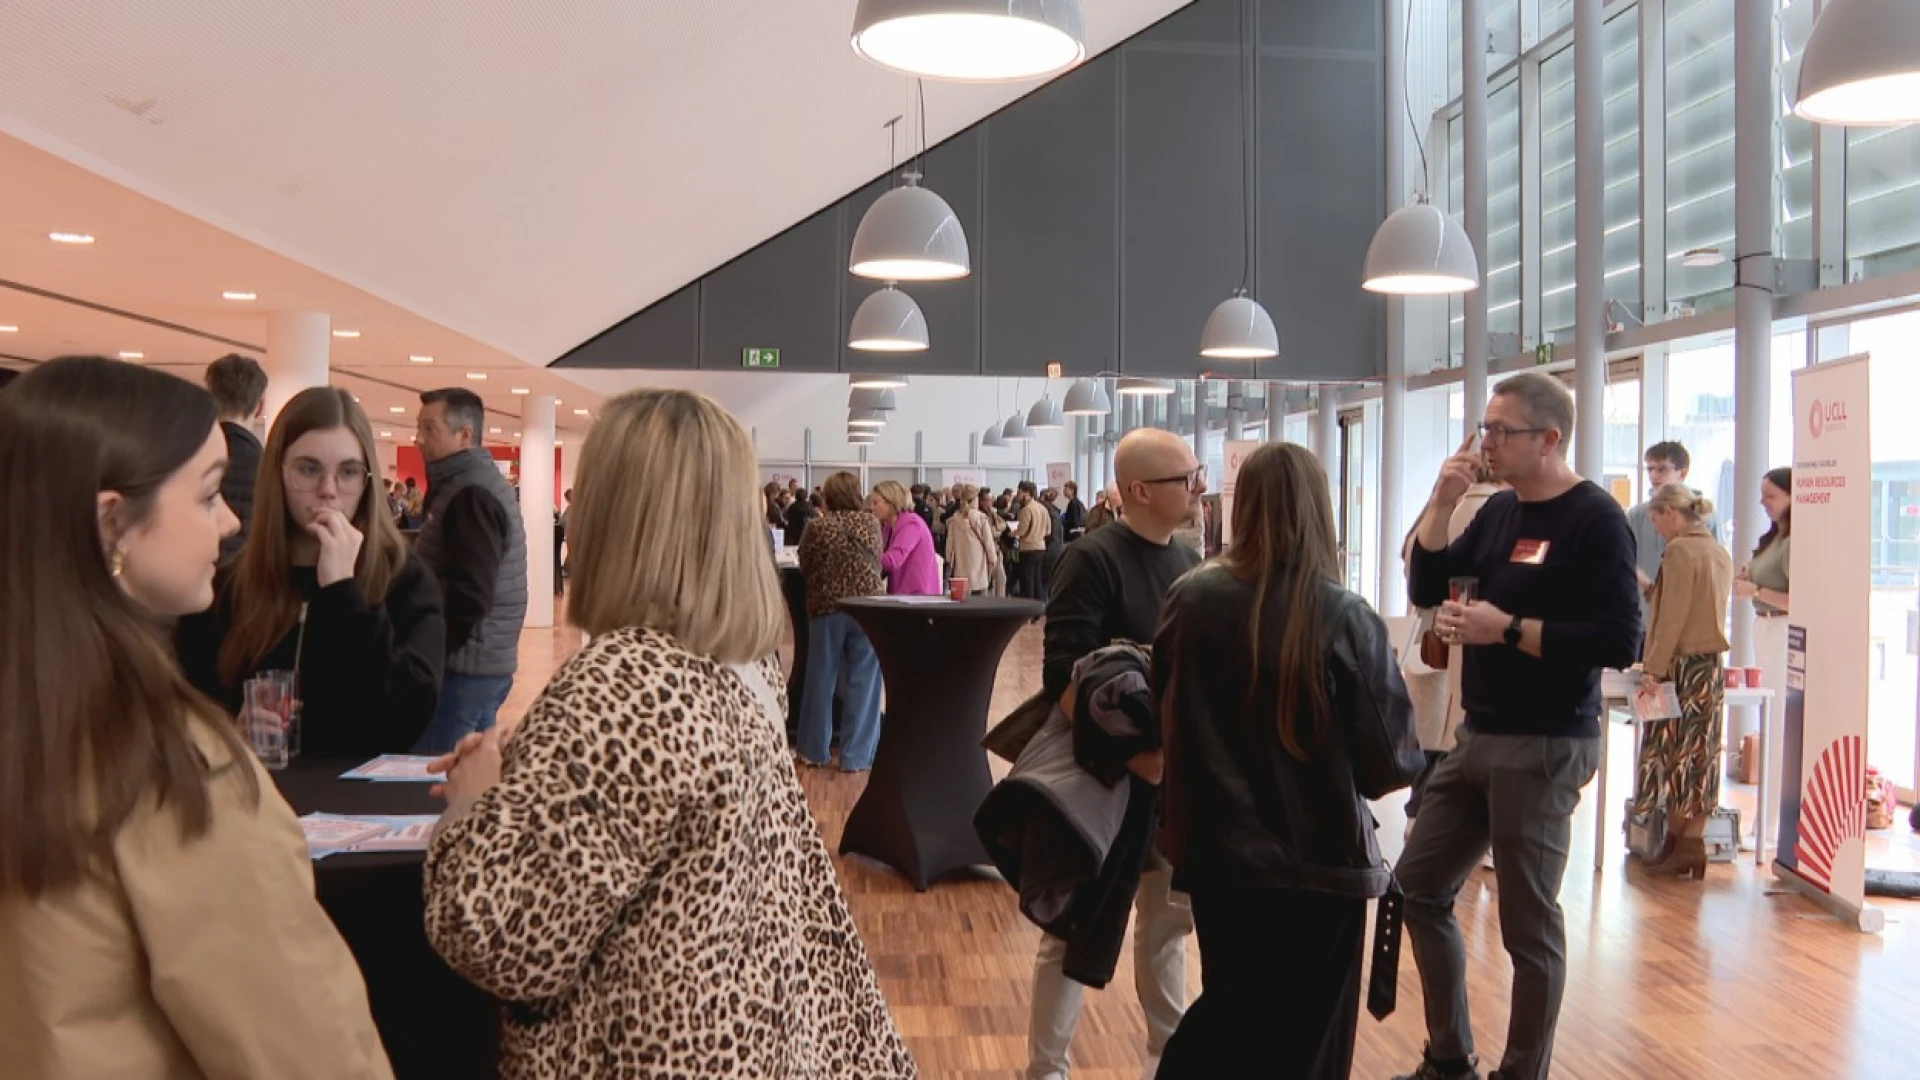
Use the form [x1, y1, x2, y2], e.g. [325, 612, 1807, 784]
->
[423, 626, 916, 1078]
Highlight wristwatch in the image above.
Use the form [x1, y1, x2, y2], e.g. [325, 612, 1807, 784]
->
[1503, 614, 1524, 648]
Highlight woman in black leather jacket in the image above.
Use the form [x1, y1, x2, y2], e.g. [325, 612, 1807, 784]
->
[1152, 442, 1423, 1080]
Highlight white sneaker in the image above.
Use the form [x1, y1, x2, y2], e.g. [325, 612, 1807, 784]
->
[1142, 1052, 1162, 1080]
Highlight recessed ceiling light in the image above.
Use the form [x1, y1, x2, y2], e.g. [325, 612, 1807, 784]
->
[573, 408, 590, 416]
[49, 231, 94, 245]
[510, 387, 530, 395]
[118, 351, 144, 360]
[409, 355, 434, 364]
[0, 325, 17, 333]
[379, 430, 393, 438]
[332, 329, 361, 339]
[466, 372, 487, 380]
[513, 431, 521, 437]
[554, 398, 563, 405]
[489, 427, 502, 434]
[554, 440, 564, 447]
[221, 291, 257, 302]
[389, 406, 407, 414]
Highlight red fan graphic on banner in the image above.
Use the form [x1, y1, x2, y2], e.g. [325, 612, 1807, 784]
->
[1793, 735, 1866, 893]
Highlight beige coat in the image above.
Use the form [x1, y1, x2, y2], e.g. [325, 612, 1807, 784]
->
[0, 718, 391, 1080]
[1016, 498, 1052, 552]
[1644, 525, 1732, 678]
[946, 506, 999, 591]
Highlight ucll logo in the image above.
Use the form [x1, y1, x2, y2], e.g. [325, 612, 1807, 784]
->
[1808, 398, 1848, 440]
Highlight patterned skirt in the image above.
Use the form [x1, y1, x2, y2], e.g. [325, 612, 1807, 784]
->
[1633, 652, 1725, 820]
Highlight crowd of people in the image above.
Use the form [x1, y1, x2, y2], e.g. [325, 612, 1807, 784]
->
[0, 353, 1796, 1080]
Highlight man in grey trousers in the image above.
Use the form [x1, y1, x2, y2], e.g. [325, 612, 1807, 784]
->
[1395, 373, 1641, 1080]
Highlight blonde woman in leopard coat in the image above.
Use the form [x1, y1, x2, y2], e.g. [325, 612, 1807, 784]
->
[422, 388, 915, 1079]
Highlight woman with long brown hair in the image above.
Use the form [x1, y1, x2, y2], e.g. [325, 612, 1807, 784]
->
[177, 387, 445, 758]
[0, 357, 390, 1078]
[1153, 442, 1422, 1080]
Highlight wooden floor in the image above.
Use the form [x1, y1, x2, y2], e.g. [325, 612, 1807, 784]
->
[507, 607, 1920, 1080]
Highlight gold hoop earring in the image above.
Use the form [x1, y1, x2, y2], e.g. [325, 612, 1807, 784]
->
[109, 548, 126, 578]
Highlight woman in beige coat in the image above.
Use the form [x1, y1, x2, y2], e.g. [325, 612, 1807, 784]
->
[946, 483, 1000, 595]
[0, 357, 390, 1080]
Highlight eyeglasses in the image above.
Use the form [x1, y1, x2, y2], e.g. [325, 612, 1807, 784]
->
[285, 459, 371, 493]
[1141, 466, 1207, 493]
[1477, 422, 1548, 444]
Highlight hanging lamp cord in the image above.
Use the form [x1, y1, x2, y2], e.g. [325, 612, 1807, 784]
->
[1237, 0, 1252, 292]
[1403, 0, 1430, 200]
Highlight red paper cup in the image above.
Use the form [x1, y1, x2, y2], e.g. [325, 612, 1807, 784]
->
[949, 577, 971, 602]
[1745, 666, 1764, 688]
[1725, 669, 1744, 689]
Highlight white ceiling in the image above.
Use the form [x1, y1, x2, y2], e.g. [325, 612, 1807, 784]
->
[0, 0, 1191, 374]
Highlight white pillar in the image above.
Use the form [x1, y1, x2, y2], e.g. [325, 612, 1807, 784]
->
[263, 311, 330, 429]
[1315, 389, 1342, 513]
[1379, 0, 1409, 616]
[1226, 381, 1246, 441]
[1573, 0, 1607, 482]
[522, 394, 557, 630]
[1462, 0, 1489, 434]
[1266, 382, 1283, 441]
[1192, 380, 1209, 464]
[1728, 0, 1776, 741]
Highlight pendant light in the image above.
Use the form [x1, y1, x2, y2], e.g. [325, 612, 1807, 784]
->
[849, 429, 879, 444]
[982, 421, 1009, 448]
[1363, 198, 1479, 295]
[849, 386, 900, 411]
[849, 408, 889, 428]
[1363, 0, 1480, 295]
[1116, 377, 1174, 396]
[851, 0, 1086, 83]
[1794, 0, 1920, 125]
[1199, 0, 1280, 361]
[849, 285, 930, 351]
[850, 373, 912, 389]
[850, 93, 970, 281]
[1026, 391, 1066, 430]
[1062, 377, 1112, 415]
[1000, 412, 1034, 441]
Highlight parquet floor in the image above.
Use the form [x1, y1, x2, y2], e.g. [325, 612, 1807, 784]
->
[508, 605, 1920, 1080]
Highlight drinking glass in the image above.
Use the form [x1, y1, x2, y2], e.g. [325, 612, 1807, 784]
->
[243, 670, 300, 769]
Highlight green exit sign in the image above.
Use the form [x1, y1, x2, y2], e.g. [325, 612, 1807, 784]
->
[743, 347, 780, 369]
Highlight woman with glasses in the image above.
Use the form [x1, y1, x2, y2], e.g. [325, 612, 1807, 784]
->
[178, 387, 446, 759]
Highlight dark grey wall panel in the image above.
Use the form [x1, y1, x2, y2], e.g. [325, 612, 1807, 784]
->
[553, 282, 698, 369]
[1257, 52, 1383, 381]
[700, 205, 840, 372]
[1261, 0, 1380, 54]
[839, 128, 983, 377]
[981, 60, 1119, 376]
[552, 0, 1389, 384]
[1121, 47, 1244, 380]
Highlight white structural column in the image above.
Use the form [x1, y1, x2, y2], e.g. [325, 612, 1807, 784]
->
[1226, 381, 1246, 441]
[1573, 0, 1606, 481]
[1192, 381, 1209, 465]
[521, 394, 557, 630]
[1266, 382, 1283, 441]
[1461, 0, 1490, 433]
[1728, 0, 1776, 736]
[1313, 388, 1341, 473]
[1379, 0, 1409, 616]
[263, 311, 331, 429]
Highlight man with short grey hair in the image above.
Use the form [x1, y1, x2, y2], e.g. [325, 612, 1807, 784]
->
[1394, 372, 1640, 1080]
[412, 387, 527, 753]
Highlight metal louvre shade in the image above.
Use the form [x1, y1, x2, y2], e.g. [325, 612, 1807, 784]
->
[1062, 377, 1111, 415]
[1025, 395, 1065, 429]
[1362, 200, 1481, 295]
[849, 179, 971, 281]
[849, 387, 900, 411]
[850, 0, 1086, 83]
[848, 285, 931, 351]
[1198, 292, 1280, 360]
[1794, 0, 1920, 125]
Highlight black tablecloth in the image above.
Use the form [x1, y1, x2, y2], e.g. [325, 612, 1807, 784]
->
[838, 596, 1042, 890]
[274, 761, 499, 1080]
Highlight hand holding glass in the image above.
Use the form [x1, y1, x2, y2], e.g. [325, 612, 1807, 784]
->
[242, 670, 301, 770]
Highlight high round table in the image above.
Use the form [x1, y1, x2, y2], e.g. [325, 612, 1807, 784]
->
[837, 595, 1042, 890]
[273, 760, 499, 1080]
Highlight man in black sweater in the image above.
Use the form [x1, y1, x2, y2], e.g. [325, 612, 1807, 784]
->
[203, 354, 268, 564]
[1395, 373, 1640, 1080]
[1027, 428, 1205, 1080]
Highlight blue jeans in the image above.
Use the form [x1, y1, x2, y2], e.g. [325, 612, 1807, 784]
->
[799, 613, 883, 770]
[414, 672, 513, 755]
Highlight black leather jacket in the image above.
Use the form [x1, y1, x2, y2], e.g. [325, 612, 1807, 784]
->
[1153, 564, 1423, 898]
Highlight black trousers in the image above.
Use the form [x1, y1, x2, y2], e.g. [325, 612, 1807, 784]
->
[1158, 886, 1367, 1080]
[1018, 553, 1047, 602]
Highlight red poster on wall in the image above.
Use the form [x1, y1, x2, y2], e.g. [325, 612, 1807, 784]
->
[395, 445, 564, 510]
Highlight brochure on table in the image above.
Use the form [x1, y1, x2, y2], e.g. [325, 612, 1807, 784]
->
[299, 813, 439, 859]
[340, 754, 446, 782]
[1776, 353, 1880, 932]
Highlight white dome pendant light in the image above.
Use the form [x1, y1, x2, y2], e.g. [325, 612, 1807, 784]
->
[849, 408, 889, 428]
[1115, 377, 1174, 396]
[1199, 0, 1280, 361]
[850, 373, 912, 389]
[1795, 0, 1920, 125]
[1062, 377, 1111, 415]
[849, 386, 901, 411]
[1363, 197, 1480, 295]
[850, 99, 970, 282]
[982, 421, 1009, 448]
[849, 284, 931, 351]
[1000, 412, 1034, 441]
[1026, 389, 1066, 430]
[851, 0, 1086, 83]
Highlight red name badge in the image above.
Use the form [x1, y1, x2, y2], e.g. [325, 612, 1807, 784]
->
[1510, 539, 1550, 565]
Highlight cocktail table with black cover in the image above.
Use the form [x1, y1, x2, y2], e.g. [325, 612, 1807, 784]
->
[837, 596, 1042, 891]
[273, 760, 499, 1080]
